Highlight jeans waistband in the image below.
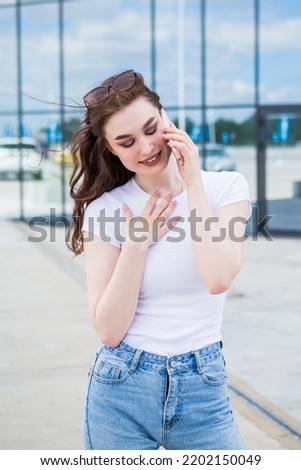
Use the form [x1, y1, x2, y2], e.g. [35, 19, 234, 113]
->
[103, 341, 223, 372]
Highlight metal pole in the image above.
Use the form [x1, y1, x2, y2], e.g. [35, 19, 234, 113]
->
[16, 0, 24, 220]
[150, 0, 156, 91]
[178, 0, 186, 130]
[254, 0, 265, 234]
[200, 0, 207, 169]
[254, 0, 260, 108]
[58, 0, 66, 217]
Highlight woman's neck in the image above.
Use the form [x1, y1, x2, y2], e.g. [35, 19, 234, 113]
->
[134, 156, 185, 196]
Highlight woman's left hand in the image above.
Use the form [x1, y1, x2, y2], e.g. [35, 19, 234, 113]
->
[163, 123, 201, 186]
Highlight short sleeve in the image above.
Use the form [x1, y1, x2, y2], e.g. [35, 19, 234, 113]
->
[81, 193, 122, 248]
[214, 172, 252, 219]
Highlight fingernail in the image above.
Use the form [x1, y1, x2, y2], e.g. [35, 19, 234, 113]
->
[154, 188, 161, 195]
[123, 203, 129, 211]
[167, 192, 174, 198]
[172, 200, 177, 206]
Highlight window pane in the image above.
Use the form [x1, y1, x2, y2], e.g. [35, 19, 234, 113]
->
[264, 112, 301, 233]
[209, 108, 256, 203]
[207, 0, 254, 106]
[0, 117, 19, 218]
[64, 0, 151, 107]
[21, 3, 59, 112]
[183, 0, 201, 107]
[261, 0, 301, 103]
[21, 113, 65, 218]
[156, 0, 201, 108]
[0, 8, 17, 112]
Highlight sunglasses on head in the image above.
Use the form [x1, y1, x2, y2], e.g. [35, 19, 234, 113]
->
[83, 69, 137, 107]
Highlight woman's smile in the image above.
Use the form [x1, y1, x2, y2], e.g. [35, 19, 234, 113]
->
[139, 151, 162, 166]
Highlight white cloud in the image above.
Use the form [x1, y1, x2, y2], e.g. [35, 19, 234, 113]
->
[261, 17, 301, 53]
[0, 35, 17, 108]
[207, 16, 301, 55]
[207, 21, 254, 55]
[262, 84, 295, 103]
[232, 80, 254, 99]
[207, 78, 254, 105]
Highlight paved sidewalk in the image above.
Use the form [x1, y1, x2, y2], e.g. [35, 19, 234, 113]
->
[0, 218, 300, 449]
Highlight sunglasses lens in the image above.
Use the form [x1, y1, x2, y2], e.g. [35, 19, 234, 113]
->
[83, 86, 107, 106]
[112, 70, 135, 91]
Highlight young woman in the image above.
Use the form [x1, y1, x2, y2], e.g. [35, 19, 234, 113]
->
[68, 69, 251, 450]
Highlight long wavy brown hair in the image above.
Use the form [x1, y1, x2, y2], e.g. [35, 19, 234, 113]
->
[67, 71, 162, 255]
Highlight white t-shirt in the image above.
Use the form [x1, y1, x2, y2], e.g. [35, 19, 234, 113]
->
[82, 171, 251, 356]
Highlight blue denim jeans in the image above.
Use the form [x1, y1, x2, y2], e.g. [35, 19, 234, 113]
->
[84, 341, 245, 450]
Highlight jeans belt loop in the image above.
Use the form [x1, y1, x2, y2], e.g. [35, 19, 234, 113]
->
[193, 350, 202, 373]
[129, 348, 143, 373]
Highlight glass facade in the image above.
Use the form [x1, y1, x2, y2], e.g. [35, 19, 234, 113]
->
[261, 0, 301, 104]
[0, 0, 300, 234]
[207, 0, 254, 107]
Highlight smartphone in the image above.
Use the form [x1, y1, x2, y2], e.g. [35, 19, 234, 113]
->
[161, 108, 171, 129]
[161, 109, 184, 166]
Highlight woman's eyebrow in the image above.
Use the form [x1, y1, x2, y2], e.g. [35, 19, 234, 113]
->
[114, 117, 156, 140]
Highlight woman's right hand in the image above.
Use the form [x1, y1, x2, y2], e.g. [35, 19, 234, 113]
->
[123, 189, 179, 249]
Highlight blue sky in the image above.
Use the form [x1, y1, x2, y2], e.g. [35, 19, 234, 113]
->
[1, 0, 301, 136]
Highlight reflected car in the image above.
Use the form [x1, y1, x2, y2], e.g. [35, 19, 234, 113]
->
[0, 137, 43, 181]
[53, 147, 74, 166]
[198, 143, 236, 172]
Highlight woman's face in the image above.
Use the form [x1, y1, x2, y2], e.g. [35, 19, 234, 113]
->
[104, 97, 171, 175]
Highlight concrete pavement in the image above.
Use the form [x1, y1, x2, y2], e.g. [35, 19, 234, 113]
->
[0, 218, 301, 450]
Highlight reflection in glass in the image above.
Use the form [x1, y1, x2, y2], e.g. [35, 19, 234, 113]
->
[261, 0, 301, 104]
[22, 3, 59, 112]
[207, 0, 254, 105]
[0, 8, 17, 111]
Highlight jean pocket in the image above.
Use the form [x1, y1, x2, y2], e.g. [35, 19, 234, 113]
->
[200, 354, 227, 386]
[92, 346, 133, 384]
